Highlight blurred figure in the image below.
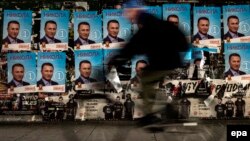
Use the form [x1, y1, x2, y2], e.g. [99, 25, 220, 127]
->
[56, 96, 65, 121]
[214, 98, 225, 119]
[109, 0, 188, 124]
[124, 94, 135, 120]
[103, 100, 114, 120]
[127, 60, 148, 90]
[179, 97, 191, 119]
[235, 96, 245, 118]
[187, 58, 201, 80]
[66, 94, 77, 120]
[225, 97, 234, 118]
[113, 96, 123, 120]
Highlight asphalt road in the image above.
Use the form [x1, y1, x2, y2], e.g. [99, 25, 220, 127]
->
[0, 120, 249, 141]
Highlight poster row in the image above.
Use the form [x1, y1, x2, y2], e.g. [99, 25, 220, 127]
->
[1, 76, 250, 120]
[2, 42, 250, 93]
[2, 4, 250, 51]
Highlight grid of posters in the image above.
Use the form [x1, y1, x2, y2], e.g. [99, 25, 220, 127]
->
[1, 4, 250, 121]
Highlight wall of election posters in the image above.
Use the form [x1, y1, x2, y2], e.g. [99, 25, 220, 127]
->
[1, 4, 250, 122]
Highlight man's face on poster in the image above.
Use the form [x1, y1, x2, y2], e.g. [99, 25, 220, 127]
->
[198, 19, 209, 35]
[8, 23, 20, 39]
[45, 23, 57, 38]
[12, 66, 24, 82]
[168, 17, 179, 26]
[229, 56, 241, 71]
[107, 22, 119, 38]
[228, 18, 239, 33]
[78, 24, 90, 39]
[79, 62, 92, 78]
[41, 65, 54, 81]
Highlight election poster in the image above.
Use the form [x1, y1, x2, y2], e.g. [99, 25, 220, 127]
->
[102, 9, 131, 42]
[144, 6, 162, 19]
[7, 52, 36, 93]
[192, 7, 221, 49]
[74, 49, 104, 92]
[224, 43, 250, 75]
[162, 4, 191, 42]
[37, 52, 66, 92]
[2, 10, 32, 52]
[73, 11, 102, 50]
[40, 10, 69, 51]
[223, 5, 250, 43]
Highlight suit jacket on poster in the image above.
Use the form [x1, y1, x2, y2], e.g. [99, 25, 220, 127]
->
[2, 37, 24, 44]
[223, 31, 245, 40]
[37, 79, 59, 86]
[40, 36, 61, 44]
[74, 38, 96, 46]
[75, 77, 97, 85]
[103, 36, 125, 44]
[224, 69, 246, 78]
[191, 33, 214, 43]
[8, 80, 30, 88]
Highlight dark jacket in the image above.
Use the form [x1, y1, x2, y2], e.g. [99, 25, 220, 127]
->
[37, 79, 59, 86]
[223, 31, 245, 40]
[75, 77, 97, 85]
[74, 38, 96, 46]
[2, 37, 24, 44]
[109, 12, 188, 71]
[224, 69, 246, 78]
[8, 80, 30, 88]
[40, 36, 61, 44]
[103, 36, 125, 44]
[191, 33, 214, 43]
